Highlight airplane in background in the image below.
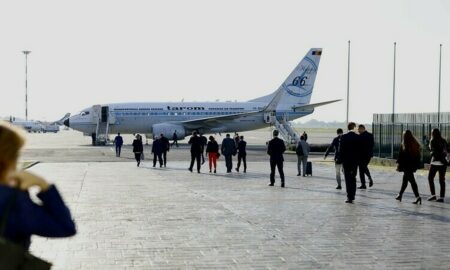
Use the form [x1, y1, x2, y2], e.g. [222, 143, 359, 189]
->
[64, 48, 340, 145]
[7, 113, 70, 133]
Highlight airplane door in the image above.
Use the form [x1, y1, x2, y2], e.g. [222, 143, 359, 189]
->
[101, 106, 109, 123]
[264, 111, 276, 124]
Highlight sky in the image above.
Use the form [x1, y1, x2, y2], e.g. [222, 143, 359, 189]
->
[0, 0, 449, 123]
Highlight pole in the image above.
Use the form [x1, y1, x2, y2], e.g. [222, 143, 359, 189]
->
[391, 42, 396, 159]
[23, 51, 31, 121]
[346, 40, 351, 124]
[438, 44, 442, 128]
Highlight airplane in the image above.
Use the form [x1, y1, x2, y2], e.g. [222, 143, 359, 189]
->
[64, 48, 340, 144]
[7, 113, 70, 133]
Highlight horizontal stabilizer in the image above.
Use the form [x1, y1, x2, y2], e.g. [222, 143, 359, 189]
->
[292, 99, 341, 112]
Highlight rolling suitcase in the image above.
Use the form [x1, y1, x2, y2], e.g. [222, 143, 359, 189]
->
[305, 161, 312, 176]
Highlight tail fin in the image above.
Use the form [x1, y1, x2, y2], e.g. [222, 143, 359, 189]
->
[249, 48, 322, 110]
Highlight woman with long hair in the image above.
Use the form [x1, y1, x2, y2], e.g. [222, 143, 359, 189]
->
[206, 135, 219, 173]
[427, 128, 449, 202]
[396, 130, 422, 204]
[0, 121, 76, 250]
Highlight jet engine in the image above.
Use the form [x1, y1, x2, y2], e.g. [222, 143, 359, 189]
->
[151, 123, 186, 140]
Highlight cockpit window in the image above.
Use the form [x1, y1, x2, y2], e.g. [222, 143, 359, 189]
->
[80, 111, 90, 116]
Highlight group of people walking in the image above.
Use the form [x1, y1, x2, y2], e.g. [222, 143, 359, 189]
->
[188, 131, 247, 174]
[324, 122, 449, 204]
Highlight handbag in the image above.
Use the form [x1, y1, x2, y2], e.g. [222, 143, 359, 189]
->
[0, 190, 52, 270]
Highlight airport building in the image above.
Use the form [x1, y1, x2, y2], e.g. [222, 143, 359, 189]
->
[373, 112, 450, 161]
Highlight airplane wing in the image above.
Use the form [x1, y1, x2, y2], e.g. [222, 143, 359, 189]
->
[292, 99, 341, 112]
[180, 88, 284, 129]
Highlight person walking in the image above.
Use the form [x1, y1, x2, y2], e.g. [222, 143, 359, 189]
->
[206, 136, 219, 173]
[395, 130, 422, 204]
[236, 135, 247, 173]
[267, 130, 286, 187]
[357, 124, 374, 189]
[132, 134, 144, 167]
[200, 133, 208, 165]
[160, 134, 170, 167]
[171, 131, 179, 147]
[188, 131, 203, 173]
[427, 128, 449, 202]
[324, 128, 344, 189]
[221, 134, 237, 173]
[340, 122, 361, 203]
[234, 133, 240, 147]
[113, 133, 123, 157]
[151, 136, 164, 168]
[0, 122, 76, 253]
[302, 131, 308, 142]
[296, 135, 310, 177]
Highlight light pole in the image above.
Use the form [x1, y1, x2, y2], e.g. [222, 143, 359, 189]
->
[438, 44, 442, 128]
[23, 50, 31, 121]
[346, 40, 351, 124]
[391, 42, 397, 159]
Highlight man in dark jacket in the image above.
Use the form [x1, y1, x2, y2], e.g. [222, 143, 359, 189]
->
[171, 131, 179, 147]
[236, 135, 247, 173]
[221, 134, 237, 173]
[358, 124, 374, 189]
[199, 133, 208, 165]
[160, 134, 170, 167]
[267, 130, 286, 187]
[152, 136, 164, 168]
[324, 128, 344, 189]
[188, 131, 203, 173]
[340, 122, 361, 203]
[113, 133, 123, 157]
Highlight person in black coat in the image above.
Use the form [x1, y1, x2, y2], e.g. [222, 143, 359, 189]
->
[151, 136, 164, 168]
[188, 131, 203, 173]
[132, 134, 144, 167]
[236, 135, 247, 173]
[267, 130, 286, 187]
[171, 131, 179, 147]
[357, 124, 374, 189]
[324, 128, 344, 189]
[159, 134, 170, 167]
[396, 130, 422, 204]
[427, 128, 449, 202]
[221, 134, 237, 173]
[340, 122, 361, 203]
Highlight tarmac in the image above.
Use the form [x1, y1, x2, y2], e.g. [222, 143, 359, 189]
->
[19, 130, 450, 269]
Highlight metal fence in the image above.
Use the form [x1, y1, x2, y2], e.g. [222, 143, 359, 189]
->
[372, 113, 450, 162]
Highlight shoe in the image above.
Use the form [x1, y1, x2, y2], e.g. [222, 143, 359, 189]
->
[244, 170, 246, 173]
[395, 194, 402, 202]
[137, 162, 140, 167]
[164, 164, 166, 167]
[267, 183, 274, 186]
[358, 186, 367, 189]
[413, 197, 422, 204]
[197, 170, 200, 173]
[297, 173, 301, 176]
[281, 183, 285, 188]
[302, 175, 306, 177]
[345, 200, 353, 203]
[153, 165, 155, 167]
[336, 186, 342, 190]
[436, 198, 444, 203]
[369, 180, 374, 187]
[160, 165, 162, 168]
[214, 169, 216, 173]
[236, 168, 239, 172]
[209, 170, 212, 173]
[427, 195, 437, 201]
[188, 168, 193, 172]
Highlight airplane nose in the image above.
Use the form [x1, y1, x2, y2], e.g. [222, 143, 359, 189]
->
[63, 118, 70, 127]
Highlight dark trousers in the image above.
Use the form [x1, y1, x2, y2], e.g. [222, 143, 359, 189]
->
[153, 153, 163, 167]
[115, 145, 122, 157]
[225, 154, 233, 172]
[190, 153, 201, 172]
[237, 153, 247, 171]
[162, 151, 167, 166]
[428, 165, 447, 198]
[358, 158, 372, 186]
[399, 171, 420, 197]
[270, 159, 285, 184]
[343, 163, 358, 201]
[134, 153, 141, 164]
